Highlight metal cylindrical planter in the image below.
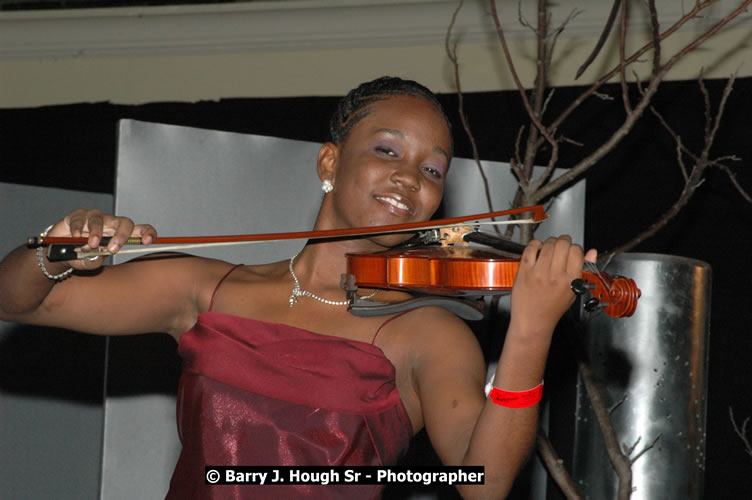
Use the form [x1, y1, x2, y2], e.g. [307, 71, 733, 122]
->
[571, 253, 711, 499]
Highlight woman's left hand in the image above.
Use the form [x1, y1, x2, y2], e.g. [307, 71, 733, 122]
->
[509, 235, 597, 339]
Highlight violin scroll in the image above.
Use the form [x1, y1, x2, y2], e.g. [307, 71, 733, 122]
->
[580, 271, 641, 318]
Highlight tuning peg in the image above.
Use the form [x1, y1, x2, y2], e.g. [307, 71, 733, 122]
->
[583, 297, 607, 313]
[571, 278, 595, 296]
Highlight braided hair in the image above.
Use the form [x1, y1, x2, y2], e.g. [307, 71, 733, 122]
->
[328, 76, 452, 153]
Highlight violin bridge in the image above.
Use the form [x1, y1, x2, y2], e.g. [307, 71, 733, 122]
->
[439, 225, 472, 247]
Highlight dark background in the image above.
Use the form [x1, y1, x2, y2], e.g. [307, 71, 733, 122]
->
[1, 77, 750, 497]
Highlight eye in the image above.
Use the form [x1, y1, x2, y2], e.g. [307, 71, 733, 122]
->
[422, 165, 445, 180]
[375, 145, 398, 158]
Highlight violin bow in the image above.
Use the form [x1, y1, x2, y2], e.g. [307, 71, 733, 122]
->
[29, 205, 547, 262]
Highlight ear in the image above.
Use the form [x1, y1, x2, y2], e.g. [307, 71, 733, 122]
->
[317, 142, 339, 183]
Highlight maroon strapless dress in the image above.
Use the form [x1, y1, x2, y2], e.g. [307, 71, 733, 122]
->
[165, 311, 412, 499]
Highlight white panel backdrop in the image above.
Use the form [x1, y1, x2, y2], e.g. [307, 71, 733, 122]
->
[0, 183, 112, 500]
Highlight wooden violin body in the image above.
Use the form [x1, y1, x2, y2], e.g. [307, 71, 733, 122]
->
[346, 246, 641, 318]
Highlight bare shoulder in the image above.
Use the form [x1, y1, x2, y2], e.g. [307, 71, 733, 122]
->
[125, 253, 249, 313]
[392, 306, 484, 359]
[171, 257, 292, 323]
[192, 258, 289, 293]
[215, 258, 288, 282]
[84, 252, 240, 335]
[113, 252, 237, 293]
[384, 305, 487, 385]
[380, 306, 487, 436]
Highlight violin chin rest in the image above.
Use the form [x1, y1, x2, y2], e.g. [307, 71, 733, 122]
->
[348, 296, 486, 321]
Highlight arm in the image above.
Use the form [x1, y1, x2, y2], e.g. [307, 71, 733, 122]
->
[415, 236, 594, 498]
[0, 209, 216, 337]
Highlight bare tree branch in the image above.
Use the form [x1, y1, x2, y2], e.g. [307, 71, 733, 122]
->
[544, 8, 582, 88]
[630, 434, 661, 465]
[647, 100, 690, 181]
[618, 0, 632, 114]
[720, 164, 752, 202]
[528, 8, 582, 194]
[532, 69, 663, 203]
[536, 428, 584, 499]
[623, 435, 642, 456]
[730, 407, 752, 460]
[533, 1, 751, 203]
[575, 0, 622, 79]
[603, 73, 740, 259]
[609, 394, 628, 414]
[647, 0, 661, 76]
[578, 359, 633, 499]
[524, 0, 550, 184]
[445, 0, 497, 219]
[537, 0, 749, 159]
[488, 0, 559, 182]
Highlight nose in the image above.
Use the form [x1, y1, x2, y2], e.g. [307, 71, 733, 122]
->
[390, 164, 420, 192]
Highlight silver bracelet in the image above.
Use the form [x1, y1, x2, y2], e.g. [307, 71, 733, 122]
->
[36, 225, 74, 282]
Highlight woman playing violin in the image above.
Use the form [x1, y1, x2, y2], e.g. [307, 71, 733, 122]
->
[0, 76, 595, 499]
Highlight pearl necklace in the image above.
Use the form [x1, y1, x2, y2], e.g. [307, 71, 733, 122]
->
[288, 252, 377, 307]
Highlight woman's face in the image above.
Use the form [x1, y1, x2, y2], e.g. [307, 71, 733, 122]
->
[324, 94, 452, 238]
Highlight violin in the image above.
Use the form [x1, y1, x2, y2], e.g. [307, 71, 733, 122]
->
[344, 235, 640, 319]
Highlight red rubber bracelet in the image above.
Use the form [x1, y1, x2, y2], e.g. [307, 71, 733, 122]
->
[489, 382, 543, 408]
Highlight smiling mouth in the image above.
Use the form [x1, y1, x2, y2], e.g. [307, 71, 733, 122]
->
[374, 195, 414, 216]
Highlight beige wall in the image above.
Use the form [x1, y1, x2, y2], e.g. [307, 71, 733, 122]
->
[1, 0, 750, 108]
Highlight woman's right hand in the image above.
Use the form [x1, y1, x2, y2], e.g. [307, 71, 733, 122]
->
[47, 208, 157, 271]
[2, 208, 205, 335]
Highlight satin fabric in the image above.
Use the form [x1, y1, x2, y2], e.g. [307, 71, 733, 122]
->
[166, 312, 412, 499]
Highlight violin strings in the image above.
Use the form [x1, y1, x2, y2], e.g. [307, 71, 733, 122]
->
[583, 260, 610, 292]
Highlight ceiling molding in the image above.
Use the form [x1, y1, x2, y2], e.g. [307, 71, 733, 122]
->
[2, 0, 749, 60]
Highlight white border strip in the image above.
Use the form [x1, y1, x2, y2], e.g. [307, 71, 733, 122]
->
[2, 0, 747, 59]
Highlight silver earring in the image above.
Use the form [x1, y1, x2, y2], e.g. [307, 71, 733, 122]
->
[321, 179, 334, 193]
